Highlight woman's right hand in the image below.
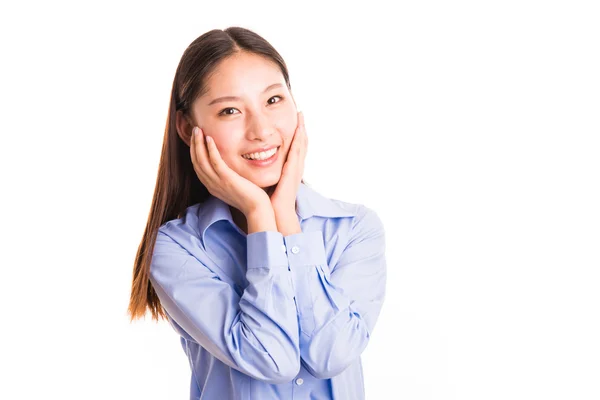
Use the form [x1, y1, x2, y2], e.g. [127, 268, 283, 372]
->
[190, 127, 271, 217]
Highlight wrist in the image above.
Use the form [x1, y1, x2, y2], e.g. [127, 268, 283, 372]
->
[275, 210, 301, 236]
[246, 205, 277, 234]
[272, 198, 296, 214]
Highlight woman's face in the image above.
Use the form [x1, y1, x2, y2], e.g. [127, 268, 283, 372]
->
[188, 51, 298, 190]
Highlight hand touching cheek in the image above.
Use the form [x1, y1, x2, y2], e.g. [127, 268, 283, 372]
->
[271, 111, 307, 235]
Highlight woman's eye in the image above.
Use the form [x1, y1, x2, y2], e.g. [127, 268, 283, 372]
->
[267, 95, 283, 105]
[218, 107, 239, 116]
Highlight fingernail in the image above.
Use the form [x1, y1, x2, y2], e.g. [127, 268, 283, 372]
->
[193, 127, 199, 136]
[206, 136, 212, 143]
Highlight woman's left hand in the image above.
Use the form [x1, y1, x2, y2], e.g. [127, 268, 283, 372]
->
[270, 111, 307, 228]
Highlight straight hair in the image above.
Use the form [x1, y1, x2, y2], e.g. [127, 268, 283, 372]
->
[128, 27, 295, 322]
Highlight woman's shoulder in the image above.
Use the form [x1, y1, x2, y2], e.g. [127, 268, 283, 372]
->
[330, 197, 384, 232]
[315, 194, 386, 257]
[157, 203, 204, 241]
[302, 184, 380, 223]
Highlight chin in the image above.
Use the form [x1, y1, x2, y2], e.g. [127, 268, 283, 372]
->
[253, 172, 282, 190]
[257, 178, 280, 190]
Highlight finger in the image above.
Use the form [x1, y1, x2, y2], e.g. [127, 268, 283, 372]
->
[299, 111, 307, 149]
[285, 117, 306, 178]
[299, 111, 308, 154]
[190, 128, 201, 171]
[290, 112, 304, 152]
[299, 111, 305, 131]
[278, 112, 306, 183]
[297, 113, 307, 174]
[191, 127, 216, 181]
[204, 135, 233, 180]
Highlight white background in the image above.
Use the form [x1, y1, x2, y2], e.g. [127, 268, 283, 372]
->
[1, 0, 599, 399]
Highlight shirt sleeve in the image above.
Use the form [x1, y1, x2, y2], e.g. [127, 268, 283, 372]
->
[283, 207, 386, 379]
[149, 228, 301, 384]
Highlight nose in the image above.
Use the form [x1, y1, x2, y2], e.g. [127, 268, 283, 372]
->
[246, 111, 275, 142]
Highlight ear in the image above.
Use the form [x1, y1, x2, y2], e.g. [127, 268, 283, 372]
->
[175, 110, 194, 147]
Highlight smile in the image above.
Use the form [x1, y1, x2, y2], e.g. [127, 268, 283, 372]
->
[241, 146, 280, 166]
[242, 147, 279, 160]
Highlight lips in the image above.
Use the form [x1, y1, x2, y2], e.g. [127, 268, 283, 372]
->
[242, 145, 279, 157]
[241, 146, 279, 160]
[242, 146, 280, 166]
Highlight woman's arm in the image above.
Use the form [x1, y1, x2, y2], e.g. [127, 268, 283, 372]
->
[149, 211, 301, 384]
[282, 206, 387, 379]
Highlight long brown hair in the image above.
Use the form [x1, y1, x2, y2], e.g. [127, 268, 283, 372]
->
[128, 27, 293, 322]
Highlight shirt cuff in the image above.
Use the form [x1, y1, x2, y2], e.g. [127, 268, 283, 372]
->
[283, 230, 327, 268]
[246, 231, 289, 269]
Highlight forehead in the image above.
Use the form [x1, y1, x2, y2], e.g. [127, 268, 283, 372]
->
[204, 52, 284, 94]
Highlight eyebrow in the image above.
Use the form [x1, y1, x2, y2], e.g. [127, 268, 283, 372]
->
[207, 83, 284, 106]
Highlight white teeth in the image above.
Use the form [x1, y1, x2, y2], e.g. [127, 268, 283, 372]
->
[242, 147, 278, 160]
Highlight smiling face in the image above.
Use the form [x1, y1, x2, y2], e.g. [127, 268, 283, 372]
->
[187, 51, 298, 190]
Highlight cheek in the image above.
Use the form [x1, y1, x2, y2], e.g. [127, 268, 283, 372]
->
[278, 107, 299, 143]
[201, 127, 241, 157]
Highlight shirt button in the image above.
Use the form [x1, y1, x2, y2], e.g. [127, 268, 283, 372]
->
[295, 378, 304, 385]
[281, 244, 287, 253]
[291, 246, 300, 254]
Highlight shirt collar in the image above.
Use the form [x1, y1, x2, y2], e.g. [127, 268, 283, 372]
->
[197, 182, 355, 244]
[295, 182, 355, 220]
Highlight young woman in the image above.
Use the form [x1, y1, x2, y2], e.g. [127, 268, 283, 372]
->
[128, 27, 387, 400]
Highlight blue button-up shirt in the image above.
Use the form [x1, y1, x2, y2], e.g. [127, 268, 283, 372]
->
[149, 183, 386, 399]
